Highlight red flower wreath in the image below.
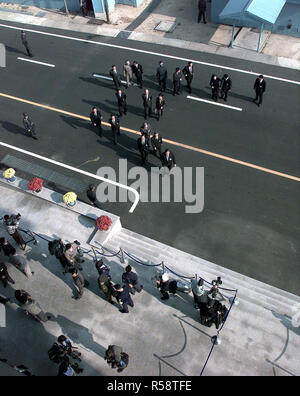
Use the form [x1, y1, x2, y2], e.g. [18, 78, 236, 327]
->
[96, 215, 112, 231]
[28, 177, 43, 192]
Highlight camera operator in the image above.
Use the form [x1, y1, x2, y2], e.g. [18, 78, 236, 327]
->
[57, 335, 82, 361]
[208, 277, 225, 301]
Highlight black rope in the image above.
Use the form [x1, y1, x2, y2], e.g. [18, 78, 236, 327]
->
[124, 251, 162, 267]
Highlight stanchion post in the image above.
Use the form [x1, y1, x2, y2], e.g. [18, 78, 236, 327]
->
[120, 247, 125, 263]
[162, 261, 165, 273]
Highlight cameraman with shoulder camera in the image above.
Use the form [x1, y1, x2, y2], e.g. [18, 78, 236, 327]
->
[209, 276, 225, 301]
[3, 213, 26, 250]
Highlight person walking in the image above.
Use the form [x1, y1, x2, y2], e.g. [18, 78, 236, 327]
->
[151, 132, 163, 158]
[115, 89, 127, 117]
[110, 65, 121, 90]
[123, 60, 133, 89]
[9, 248, 34, 278]
[86, 184, 101, 208]
[22, 113, 37, 140]
[198, 0, 207, 24]
[0, 237, 15, 256]
[90, 106, 103, 137]
[122, 265, 143, 295]
[104, 345, 129, 372]
[156, 61, 167, 92]
[3, 214, 26, 250]
[48, 239, 68, 270]
[210, 74, 221, 101]
[137, 135, 150, 166]
[220, 74, 232, 102]
[114, 284, 134, 313]
[142, 89, 152, 120]
[21, 30, 33, 57]
[64, 241, 84, 272]
[156, 272, 170, 300]
[182, 62, 194, 94]
[155, 93, 165, 120]
[253, 74, 266, 107]
[109, 114, 121, 145]
[139, 121, 151, 144]
[132, 61, 143, 88]
[71, 269, 89, 300]
[0, 262, 15, 288]
[173, 68, 182, 96]
[161, 149, 176, 170]
[96, 260, 116, 305]
[14, 289, 51, 322]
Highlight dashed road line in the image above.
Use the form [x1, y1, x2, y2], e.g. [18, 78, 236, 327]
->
[187, 95, 243, 111]
[17, 57, 55, 67]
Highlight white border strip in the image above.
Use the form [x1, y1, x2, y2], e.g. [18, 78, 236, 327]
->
[187, 95, 243, 111]
[17, 57, 55, 67]
[0, 141, 140, 213]
[1, 23, 299, 86]
[93, 73, 139, 87]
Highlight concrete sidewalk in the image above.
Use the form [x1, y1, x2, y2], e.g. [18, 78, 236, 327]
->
[0, 1, 300, 70]
[0, 182, 299, 376]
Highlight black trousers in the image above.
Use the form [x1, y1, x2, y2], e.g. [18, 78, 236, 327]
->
[23, 43, 33, 57]
[212, 88, 219, 101]
[122, 296, 134, 313]
[143, 106, 152, 119]
[255, 91, 264, 105]
[113, 127, 120, 145]
[140, 150, 148, 165]
[135, 74, 143, 88]
[118, 103, 127, 116]
[221, 88, 230, 101]
[93, 122, 102, 137]
[198, 10, 206, 23]
[152, 146, 162, 157]
[185, 76, 193, 93]
[156, 108, 163, 120]
[158, 78, 167, 92]
[173, 82, 181, 95]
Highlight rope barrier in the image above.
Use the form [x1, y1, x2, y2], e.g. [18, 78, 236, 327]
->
[124, 251, 162, 267]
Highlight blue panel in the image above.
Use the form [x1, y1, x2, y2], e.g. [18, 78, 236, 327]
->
[246, 0, 286, 24]
[219, 0, 250, 18]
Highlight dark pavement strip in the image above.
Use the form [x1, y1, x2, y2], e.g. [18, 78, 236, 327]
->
[0, 24, 299, 294]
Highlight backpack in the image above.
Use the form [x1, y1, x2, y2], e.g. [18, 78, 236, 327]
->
[48, 342, 66, 363]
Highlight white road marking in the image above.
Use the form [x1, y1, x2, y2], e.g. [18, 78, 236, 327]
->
[0, 140, 139, 213]
[17, 57, 55, 67]
[93, 73, 139, 86]
[1, 23, 299, 86]
[187, 95, 243, 111]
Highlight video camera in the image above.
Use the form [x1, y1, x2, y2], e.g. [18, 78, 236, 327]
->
[212, 276, 222, 287]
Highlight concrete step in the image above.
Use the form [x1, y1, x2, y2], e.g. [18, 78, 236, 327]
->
[106, 229, 300, 314]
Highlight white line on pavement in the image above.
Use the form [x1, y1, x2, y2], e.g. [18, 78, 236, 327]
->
[93, 73, 139, 87]
[17, 57, 55, 67]
[1, 23, 299, 86]
[0, 140, 140, 213]
[187, 96, 243, 111]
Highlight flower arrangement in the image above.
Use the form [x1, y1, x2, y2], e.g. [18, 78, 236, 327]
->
[96, 215, 112, 231]
[28, 177, 43, 193]
[3, 168, 16, 183]
[63, 192, 77, 207]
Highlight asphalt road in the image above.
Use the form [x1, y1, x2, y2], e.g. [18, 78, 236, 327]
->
[0, 21, 299, 294]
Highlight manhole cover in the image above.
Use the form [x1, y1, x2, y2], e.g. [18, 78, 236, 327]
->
[154, 21, 176, 33]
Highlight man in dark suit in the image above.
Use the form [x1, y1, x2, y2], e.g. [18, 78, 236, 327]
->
[137, 134, 149, 165]
[122, 265, 143, 295]
[161, 148, 176, 170]
[182, 61, 194, 94]
[89, 106, 103, 137]
[151, 132, 163, 158]
[210, 74, 221, 101]
[132, 61, 143, 88]
[142, 89, 152, 120]
[220, 74, 232, 102]
[155, 94, 165, 120]
[114, 284, 134, 313]
[110, 65, 121, 90]
[156, 60, 167, 92]
[173, 67, 182, 96]
[115, 89, 127, 116]
[198, 0, 207, 24]
[109, 114, 120, 145]
[23, 113, 37, 140]
[253, 74, 266, 107]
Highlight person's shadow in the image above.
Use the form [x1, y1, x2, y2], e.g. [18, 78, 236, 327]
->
[59, 115, 93, 132]
[5, 46, 26, 56]
[79, 76, 115, 91]
[0, 120, 27, 136]
[55, 314, 107, 358]
[82, 99, 112, 115]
